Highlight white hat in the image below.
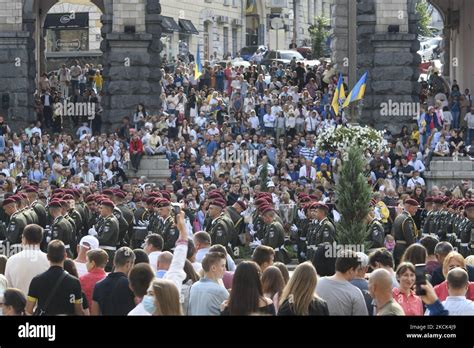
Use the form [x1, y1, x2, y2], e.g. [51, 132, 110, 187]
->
[79, 236, 99, 250]
[267, 181, 275, 188]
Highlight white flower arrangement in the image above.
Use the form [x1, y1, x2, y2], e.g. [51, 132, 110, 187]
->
[315, 125, 387, 154]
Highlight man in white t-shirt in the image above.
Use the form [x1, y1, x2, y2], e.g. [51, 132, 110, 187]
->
[128, 263, 155, 316]
[4, 224, 49, 295]
[143, 234, 163, 273]
[74, 235, 100, 277]
[207, 122, 220, 136]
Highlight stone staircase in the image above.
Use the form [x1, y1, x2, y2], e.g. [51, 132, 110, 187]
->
[125, 155, 171, 185]
[424, 157, 474, 190]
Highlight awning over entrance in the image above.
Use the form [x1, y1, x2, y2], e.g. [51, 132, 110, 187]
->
[161, 16, 181, 33]
[44, 12, 89, 29]
[179, 19, 199, 35]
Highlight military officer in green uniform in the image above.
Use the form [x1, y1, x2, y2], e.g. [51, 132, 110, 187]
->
[366, 206, 385, 249]
[458, 201, 474, 258]
[103, 189, 129, 248]
[14, 194, 38, 226]
[24, 186, 47, 228]
[260, 205, 287, 263]
[312, 203, 336, 246]
[3, 197, 27, 249]
[157, 198, 180, 252]
[94, 198, 119, 272]
[421, 196, 434, 237]
[393, 198, 419, 267]
[225, 200, 247, 250]
[48, 199, 75, 257]
[305, 202, 321, 262]
[62, 194, 83, 256]
[293, 195, 311, 263]
[206, 198, 235, 255]
[115, 190, 134, 246]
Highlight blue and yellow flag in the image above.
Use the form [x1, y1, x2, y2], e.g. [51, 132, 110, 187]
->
[331, 73, 346, 115]
[342, 72, 368, 109]
[194, 45, 202, 80]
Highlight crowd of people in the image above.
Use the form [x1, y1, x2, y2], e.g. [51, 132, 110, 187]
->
[0, 52, 473, 316]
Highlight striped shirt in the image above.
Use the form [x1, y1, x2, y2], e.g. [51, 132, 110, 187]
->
[300, 146, 317, 161]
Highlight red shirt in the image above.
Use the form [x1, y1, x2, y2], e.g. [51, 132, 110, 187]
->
[434, 281, 474, 301]
[129, 138, 144, 154]
[392, 288, 423, 316]
[80, 268, 107, 305]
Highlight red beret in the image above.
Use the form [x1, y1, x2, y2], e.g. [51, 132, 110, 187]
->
[2, 197, 16, 207]
[315, 203, 329, 211]
[59, 200, 70, 208]
[209, 199, 226, 209]
[157, 199, 171, 208]
[261, 205, 275, 215]
[64, 189, 74, 196]
[85, 195, 97, 203]
[255, 198, 270, 206]
[48, 200, 63, 208]
[17, 193, 27, 200]
[10, 195, 22, 203]
[465, 202, 474, 210]
[62, 194, 74, 201]
[160, 191, 171, 200]
[24, 186, 38, 193]
[299, 196, 311, 203]
[235, 200, 247, 211]
[115, 191, 127, 199]
[72, 189, 81, 198]
[404, 198, 419, 207]
[298, 192, 309, 198]
[102, 189, 114, 196]
[101, 199, 115, 209]
[258, 203, 273, 211]
[53, 189, 64, 194]
[308, 194, 319, 201]
[208, 192, 223, 200]
[256, 192, 272, 198]
[146, 197, 157, 205]
[304, 201, 319, 212]
[148, 192, 162, 198]
[424, 197, 433, 203]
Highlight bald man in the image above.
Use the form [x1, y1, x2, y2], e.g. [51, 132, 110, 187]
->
[368, 269, 405, 316]
[156, 251, 173, 278]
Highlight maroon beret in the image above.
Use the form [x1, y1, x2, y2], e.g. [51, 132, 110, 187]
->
[85, 195, 97, 203]
[115, 191, 127, 199]
[17, 193, 27, 200]
[208, 192, 223, 200]
[315, 203, 329, 211]
[59, 200, 70, 208]
[24, 186, 38, 193]
[308, 194, 319, 201]
[102, 189, 115, 196]
[298, 192, 309, 199]
[101, 199, 115, 209]
[10, 195, 22, 203]
[209, 199, 226, 209]
[160, 191, 171, 200]
[299, 196, 311, 204]
[465, 201, 474, 210]
[157, 199, 171, 208]
[148, 192, 162, 198]
[2, 197, 16, 207]
[255, 198, 271, 206]
[235, 200, 247, 211]
[72, 189, 81, 198]
[258, 203, 272, 211]
[146, 197, 157, 205]
[261, 205, 275, 215]
[48, 199, 63, 208]
[62, 194, 74, 201]
[404, 198, 419, 207]
[424, 197, 433, 203]
[64, 189, 74, 196]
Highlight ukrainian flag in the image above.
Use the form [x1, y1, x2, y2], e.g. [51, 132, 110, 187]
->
[342, 71, 368, 109]
[331, 73, 346, 116]
[194, 45, 202, 80]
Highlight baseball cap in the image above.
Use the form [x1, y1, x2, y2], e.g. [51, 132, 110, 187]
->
[79, 236, 99, 250]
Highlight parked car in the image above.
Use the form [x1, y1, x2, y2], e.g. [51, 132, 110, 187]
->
[417, 36, 442, 61]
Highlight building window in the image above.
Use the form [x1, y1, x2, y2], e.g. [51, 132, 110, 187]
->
[232, 0, 237, 7]
[224, 0, 230, 5]
[223, 27, 229, 59]
[232, 27, 238, 58]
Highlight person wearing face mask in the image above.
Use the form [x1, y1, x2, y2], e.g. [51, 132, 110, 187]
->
[407, 170, 426, 192]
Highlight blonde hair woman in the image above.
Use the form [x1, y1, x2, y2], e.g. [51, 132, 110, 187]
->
[278, 262, 329, 316]
[143, 279, 183, 316]
[434, 251, 474, 301]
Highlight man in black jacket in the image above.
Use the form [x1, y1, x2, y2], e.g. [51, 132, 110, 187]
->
[431, 241, 474, 286]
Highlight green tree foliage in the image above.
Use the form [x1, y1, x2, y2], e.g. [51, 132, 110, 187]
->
[309, 16, 330, 58]
[259, 158, 269, 192]
[416, 0, 434, 37]
[335, 147, 372, 247]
